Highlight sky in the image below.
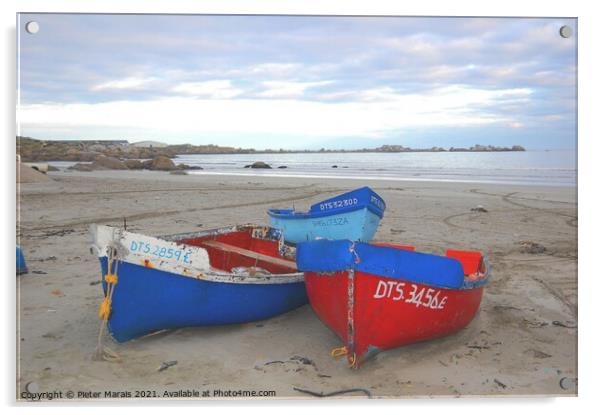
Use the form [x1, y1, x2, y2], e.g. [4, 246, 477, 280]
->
[17, 14, 577, 150]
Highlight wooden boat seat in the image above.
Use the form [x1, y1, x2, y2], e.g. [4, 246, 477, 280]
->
[200, 240, 297, 271]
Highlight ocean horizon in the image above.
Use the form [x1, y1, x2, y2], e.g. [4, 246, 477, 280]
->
[46, 149, 576, 187]
[179, 149, 576, 187]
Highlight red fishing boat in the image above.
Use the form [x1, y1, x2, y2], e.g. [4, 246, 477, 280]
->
[296, 240, 490, 368]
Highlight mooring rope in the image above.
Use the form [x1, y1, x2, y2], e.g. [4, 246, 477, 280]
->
[94, 246, 120, 362]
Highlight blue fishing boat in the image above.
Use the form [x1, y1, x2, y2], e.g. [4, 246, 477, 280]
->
[17, 246, 28, 275]
[90, 224, 307, 342]
[267, 186, 386, 243]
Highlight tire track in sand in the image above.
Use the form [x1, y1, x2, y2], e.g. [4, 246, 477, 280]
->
[21, 189, 329, 232]
[469, 189, 577, 226]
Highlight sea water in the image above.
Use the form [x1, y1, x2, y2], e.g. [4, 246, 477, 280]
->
[179, 150, 576, 187]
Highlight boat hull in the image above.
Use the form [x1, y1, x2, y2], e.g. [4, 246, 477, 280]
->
[268, 207, 381, 243]
[100, 258, 308, 342]
[305, 271, 484, 366]
[296, 240, 489, 368]
[91, 224, 308, 342]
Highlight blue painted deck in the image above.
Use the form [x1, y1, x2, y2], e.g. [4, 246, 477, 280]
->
[268, 187, 386, 243]
[99, 258, 308, 343]
[296, 240, 490, 290]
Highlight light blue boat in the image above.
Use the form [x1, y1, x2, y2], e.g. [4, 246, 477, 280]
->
[267, 186, 386, 243]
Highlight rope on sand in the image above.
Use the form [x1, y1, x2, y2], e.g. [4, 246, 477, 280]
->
[293, 387, 372, 399]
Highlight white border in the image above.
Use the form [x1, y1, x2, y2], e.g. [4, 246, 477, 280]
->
[5, 1, 599, 414]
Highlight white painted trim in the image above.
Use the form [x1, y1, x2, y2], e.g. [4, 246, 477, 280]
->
[89, 224, 304, 284]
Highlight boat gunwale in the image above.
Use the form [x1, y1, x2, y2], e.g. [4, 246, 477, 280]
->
[310, 266, 490, 291]
[268, 186, 386, 220]
[267, 204, 381, 220]
[90, 224, 304, 285]
[299, 241, 490, 291]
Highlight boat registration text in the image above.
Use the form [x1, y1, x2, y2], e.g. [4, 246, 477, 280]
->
[129, 240, 193, 264]
[373, 280, 448, 310]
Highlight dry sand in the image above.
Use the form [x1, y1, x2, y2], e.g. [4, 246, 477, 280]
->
[16, 170, 577, 400]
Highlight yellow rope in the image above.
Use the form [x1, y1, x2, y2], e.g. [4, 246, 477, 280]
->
[98, 297, 112, 320]
[331, 346, 358, 368]
[331, 346, 348, 358]
[348, 353, 357, 368]
[94, 248, 121, 362]
[104, 273, 118, 285]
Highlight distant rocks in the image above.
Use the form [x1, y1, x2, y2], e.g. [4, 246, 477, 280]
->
[69, 163, 94, 172]
[277, 166, 288, 169]
[17, 137, 528, 165]
[91, 155, 128, 170]
[332, 165, 338, 168]
[68, 155, 128, 171]
[66, 155, 205, 172]
[176, 163, 203, 170]
[17, 136, 257, 163]
[18, 163, 52, 183]
[124, 159, 144, 170]
[143, 156, 176, 171]
[450, 144, 526, 152]
[245, 161, 272, 169]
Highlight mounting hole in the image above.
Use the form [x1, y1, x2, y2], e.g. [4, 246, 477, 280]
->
[559, 25, 572, 39]
[25, 381, 39, 393]
[25, 21, 39, 34]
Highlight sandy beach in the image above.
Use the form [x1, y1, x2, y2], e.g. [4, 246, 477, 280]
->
[16, 170, 577, 399]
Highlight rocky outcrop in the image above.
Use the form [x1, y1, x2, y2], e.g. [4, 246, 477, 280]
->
[246, 161, 272, 169]
[124, 159, 144, 170]
[68, 163, 94, 172]
[91, 155, 128, 170]
[176, 163, 203, 170]
[145, 156, 176, 171]
[18, 164, 52, 183]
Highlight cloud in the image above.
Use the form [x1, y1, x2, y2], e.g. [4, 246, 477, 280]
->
[255, 80, 334, 99]
[18, 84, 534, 145]
[91, 77, 158, 91]
[17, 14, 577, 148]
[171, 80, 244, 99]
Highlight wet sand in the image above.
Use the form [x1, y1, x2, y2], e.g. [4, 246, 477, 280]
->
[16, 170, 577, 399]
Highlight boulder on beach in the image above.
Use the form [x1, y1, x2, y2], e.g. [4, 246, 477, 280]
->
[176, 163, 203, 170]
[68, 163, 94, 172]
[18, 163, 52, 183]
[91, 155, 128, 170]
[147, 156, 176, 171]
[277, 166, 288, 169]
[248, 161, 272, 169]
[124, 159, 144, 170]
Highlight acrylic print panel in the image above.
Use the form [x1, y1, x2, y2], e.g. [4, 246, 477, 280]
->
[16, 13, 577, 400]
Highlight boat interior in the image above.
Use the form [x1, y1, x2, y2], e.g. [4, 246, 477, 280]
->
[178, 230, 297, 275]
[372, 242, 484, 278]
